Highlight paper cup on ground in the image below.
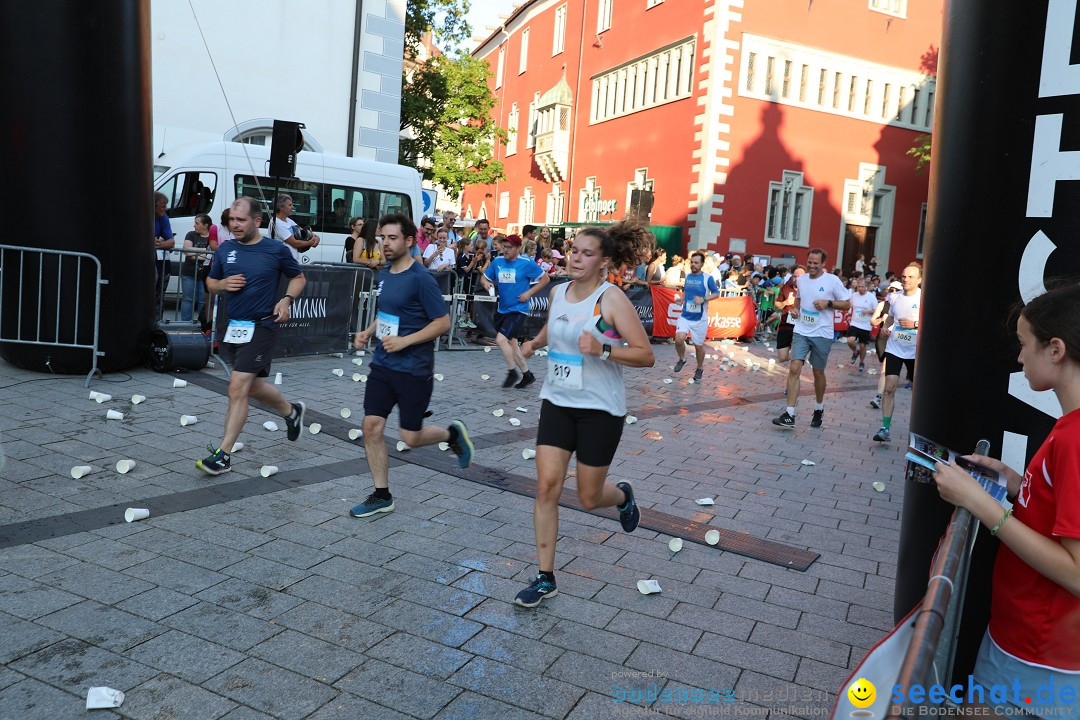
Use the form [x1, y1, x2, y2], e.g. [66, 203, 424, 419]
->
[88, 390, 100, 401]
[438, 441, 450, 451]
[704, 529, 721, 546]
[625, 415, 638, 425]
[481, 374, 491, 380]
[332, 368, 344, 377]
[340, 408, 352, 418]
[695, 497, 715, 506]
[434, 374, 444, 382]
[274, 372, 282, 385]
[359, 375, 368, 383]
[179, 414, 197, 426]
[873, 481, 886, 492]
[801, 459, 816, 466]
[124, 507, 150, 523]
[329, 352, 344, 358]
[515, 406, 528, 413]
[71, 465, 94, 479]
[663, 378, 673, 384]
[107, 409, 125, 421]
[522, 448, 536, 459]
[509, 418, 521, 426]
[396, 441, 409, 452]
[492, 409, 504, 417]
[86, 687, 125, 710]
[172, 378, 187, 388]
[668, 538, 683, 553]
[352, 358, 364, 366]
[357, 350, 366, 356]
[130, 394, 146, 404]
[484, 347, 492, 353]
[348, 428, 363, 440]
[260, 465, 279, 478]
[352, 373, 362, 382]
[636, 579, 663, 594]
[263, 420, 279, 431]
[95, 393, 113, 404]
[309, 423, 322, 435]
[230, 441, 244, 452]
[115, 459, 136, 474]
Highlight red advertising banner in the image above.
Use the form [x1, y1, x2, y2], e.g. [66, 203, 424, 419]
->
[649, 286, 758, 339]
[833, 309, 852, 332]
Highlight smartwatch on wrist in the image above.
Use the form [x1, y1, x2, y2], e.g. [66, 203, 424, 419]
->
[283, 295, 294, 304]
[601, 344, 612, 360]
[827, 300, 833, 309]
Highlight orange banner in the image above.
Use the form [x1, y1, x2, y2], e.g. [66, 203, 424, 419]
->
[649, 286, 758, 339]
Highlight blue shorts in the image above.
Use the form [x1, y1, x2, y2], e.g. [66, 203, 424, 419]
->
[494, 311, 527, 340]
[791, 332, 833, 370]
[363, 364, 433, 431]
[973, 631, 1079, 717]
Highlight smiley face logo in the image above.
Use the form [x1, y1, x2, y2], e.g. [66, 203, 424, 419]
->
[847, 678, 876, 709]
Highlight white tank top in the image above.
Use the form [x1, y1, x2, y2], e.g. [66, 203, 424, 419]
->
[539, 281, 626, 417]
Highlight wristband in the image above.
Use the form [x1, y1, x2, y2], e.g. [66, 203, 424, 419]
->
[283, 295, 294, 304]
[601, 343, 612, 360]
[990, 508, 1012, 536]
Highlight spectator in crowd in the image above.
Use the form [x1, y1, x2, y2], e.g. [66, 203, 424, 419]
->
[646, 249, 666, 285]
[180, 213, 213, 322]
[522, 224, 537, 250]
[441, 211, 460, 245]
[417, 217, 438, 255]
[345, 216, 366, 263]
[329, 197, 348, 228]
[472, 218, 493, 247]
[536, 226, 553, 260]
[153, 191, 175, 322]
[854, 253, 865, 273]
[423, 228, 456, 271]
[523, 240, 539, 263]
[270, 193, 319, 261]
[352, 217, 383, 270]
[663, 255, 685, 287]
[538, 249, 556, 274]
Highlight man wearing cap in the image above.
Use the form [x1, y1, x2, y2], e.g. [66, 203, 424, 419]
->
[481, 234, 550, 388]
[772, 248, 850, 430]
[873, 264, 922, 442]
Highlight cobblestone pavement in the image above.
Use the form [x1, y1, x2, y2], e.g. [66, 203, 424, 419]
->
[0, 338, 912, 719]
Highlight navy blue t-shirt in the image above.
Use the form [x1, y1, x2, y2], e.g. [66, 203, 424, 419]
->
[371, 261, 448, 376]
[209, 237, 301, 328]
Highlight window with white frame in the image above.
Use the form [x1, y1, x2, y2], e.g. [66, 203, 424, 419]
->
[590, 36, 696, 123]
[496, 48, 505, 88]
[869, 0, 906, 18]
[547, 183, 565, 224]
[739, 34, 934, 132]
[518, 187, 535, 224]
[916, 202, 927, 258]
[526, 93, 539, 148]
[553, 5, 567, 55]
[506, 104, 519, 156]
[597, 0, 613, 33]
[499, 192, 510, 219]
[764, 171, 813, 246]
[520, 28, 530, 74]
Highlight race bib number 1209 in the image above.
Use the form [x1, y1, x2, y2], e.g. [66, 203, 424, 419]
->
[224, 320, 255, 344]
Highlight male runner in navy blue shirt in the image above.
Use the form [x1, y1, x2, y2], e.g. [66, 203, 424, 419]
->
[197, 196, 307, 475]
[349, 213, 474, 517]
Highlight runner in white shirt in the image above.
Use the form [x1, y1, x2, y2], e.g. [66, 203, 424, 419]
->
[847, 280, 878, 372]
[873, 263, 922, 442]
[772, 248, 850, 430]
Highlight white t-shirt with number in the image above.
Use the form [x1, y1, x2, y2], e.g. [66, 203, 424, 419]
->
[884, 289, 922, 360]
[794, 272, 849, 339]
[849, 290, 878, 331]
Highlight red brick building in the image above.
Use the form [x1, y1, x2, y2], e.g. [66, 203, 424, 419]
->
[460, 0, 941, 272]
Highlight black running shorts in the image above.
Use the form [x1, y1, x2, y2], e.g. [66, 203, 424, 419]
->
[884, 352, 916, 379]
[776, 324, 794, 350]
[363, 364, 434, 431]
[219, 326, 277, 377]
[494, 311, 527, 340]
[535, 399, 624, 467]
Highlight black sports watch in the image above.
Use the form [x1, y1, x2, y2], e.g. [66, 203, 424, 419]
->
[601, 344, 612, 360]
[283, 294, 295, 304]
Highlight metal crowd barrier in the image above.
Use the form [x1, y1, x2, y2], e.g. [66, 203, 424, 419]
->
[0, 244, 107, 387]
[158, 247, 215, 326]
[887, 506, 980, 715]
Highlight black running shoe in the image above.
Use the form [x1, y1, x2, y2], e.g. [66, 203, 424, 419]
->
[447, 420, 474, 468]
[674, 359, 686, 373]
[502, 370, 521, 388]
[772, 411, 795, 429]
[285, 401, 305, 441]
[693, 368, 703, 381]
[196, 446, 231, 476]
[514, 573, 558, 608]
[616, 481, 640, 532]
[811, 409, 824, 428]
[514, 370, 536, 389]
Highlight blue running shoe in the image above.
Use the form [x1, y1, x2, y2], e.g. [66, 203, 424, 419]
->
[447, 420, 474, 469]
[196, 446, 231, 476]
[350, 492, 394, 517]
[514, 573, 558, 608]
[616, 481, 640, 532]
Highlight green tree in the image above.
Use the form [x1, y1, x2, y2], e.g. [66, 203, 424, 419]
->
[400, 53, 506, 195]
[907, 133, 931, 172]
[405, 0, 471, 54]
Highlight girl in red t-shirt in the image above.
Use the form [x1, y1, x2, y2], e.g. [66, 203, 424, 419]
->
[933, 283, 1080, 716]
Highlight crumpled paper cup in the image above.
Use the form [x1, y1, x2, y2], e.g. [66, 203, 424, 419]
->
[86, 687, 125, 710]
[230, 441, 244, 453]
[509, 418, 521, 426]
[263, 420, 279, 431]
[492, 409, 504, 417]
[695, 497, 715, 506]
[704, 529, 721, 545]
[636, 579, 663, 594]
[438, 441, 450, 451]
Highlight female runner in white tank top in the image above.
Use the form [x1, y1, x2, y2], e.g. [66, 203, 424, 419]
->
[513, 222, 656, 607]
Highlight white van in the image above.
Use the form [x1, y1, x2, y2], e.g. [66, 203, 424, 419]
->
[153, 141, 423, 267]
